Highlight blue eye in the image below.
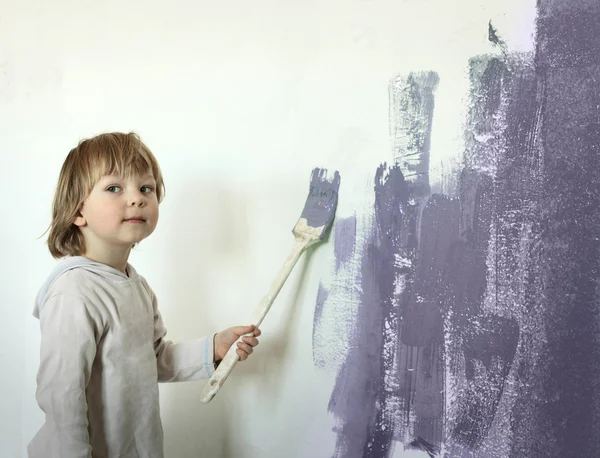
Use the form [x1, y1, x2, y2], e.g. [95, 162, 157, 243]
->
[107, 185, 121, 192]
[141, 186, 154, 193]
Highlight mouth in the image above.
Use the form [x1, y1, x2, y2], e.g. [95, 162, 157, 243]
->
[124, 217, 146, 223]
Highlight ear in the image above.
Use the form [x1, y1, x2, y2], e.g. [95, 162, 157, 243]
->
[73, 209, 87, 227]
[73, 216, 87, 227]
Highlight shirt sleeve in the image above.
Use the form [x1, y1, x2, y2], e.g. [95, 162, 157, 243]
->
[33, 294, 103, 458]
[151, 291, 215, 382]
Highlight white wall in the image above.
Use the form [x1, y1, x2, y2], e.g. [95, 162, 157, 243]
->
[1, 1, 535, 456]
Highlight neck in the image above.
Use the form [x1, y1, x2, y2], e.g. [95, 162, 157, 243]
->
[81, 245, 132, 275]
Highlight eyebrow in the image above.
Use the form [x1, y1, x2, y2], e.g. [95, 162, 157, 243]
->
[102, 174, 156, 181]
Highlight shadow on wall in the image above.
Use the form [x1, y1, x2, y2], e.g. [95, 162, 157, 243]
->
[158, 178, 240, 458]
[158, 175, 317, 457]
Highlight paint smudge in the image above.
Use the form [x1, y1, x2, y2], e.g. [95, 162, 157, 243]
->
[488, 21, 506, 50]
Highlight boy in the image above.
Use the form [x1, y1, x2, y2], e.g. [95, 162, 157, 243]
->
[29, 132, 260, 458]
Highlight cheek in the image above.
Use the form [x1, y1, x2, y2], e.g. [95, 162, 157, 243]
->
[149, 204, 159, 226]
[84, 200, 122, 226]
[100, 205, 121, 221]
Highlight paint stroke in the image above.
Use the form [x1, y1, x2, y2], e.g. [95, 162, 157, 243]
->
[328, 164, 409, 458]
[322, 71, 440, 458]
[509, 1, 600, 456]
[447, 56, 507, 450]
[443, 53, 538, 456]
[312, 214, 363, 371]
[389, 71, 439, 198]
[475, 55, 543, 458]
[399, 193, 459, 453]
[334, 215, 357, 271]
[312, 282, 330, 369]
[389, 71, 448, 454]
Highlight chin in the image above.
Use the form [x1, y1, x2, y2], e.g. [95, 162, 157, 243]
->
[130, 236, 149, 245]
[117, 235, 147, 247]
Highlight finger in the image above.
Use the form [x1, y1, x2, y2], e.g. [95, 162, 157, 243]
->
[236, 347, 252, 360]
[253, 328, 262, 337]
[237, 342, 253, 357]
[230, 324, 255, 336]
[242, 336, 259, 347]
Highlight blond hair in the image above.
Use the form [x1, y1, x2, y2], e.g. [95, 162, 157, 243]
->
[46, 132, 165, 259]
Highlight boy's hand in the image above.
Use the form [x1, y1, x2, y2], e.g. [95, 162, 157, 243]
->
[213, 325, 261, 363]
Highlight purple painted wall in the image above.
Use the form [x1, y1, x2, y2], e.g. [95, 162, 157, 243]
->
[314, 1, 600, 456]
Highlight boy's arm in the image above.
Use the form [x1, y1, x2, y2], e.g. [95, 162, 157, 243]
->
[33, 294, 101, 458]
[151, 292, 216, 383]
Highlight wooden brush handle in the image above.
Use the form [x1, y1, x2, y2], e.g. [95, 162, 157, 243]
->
[200, 235, 314, 403]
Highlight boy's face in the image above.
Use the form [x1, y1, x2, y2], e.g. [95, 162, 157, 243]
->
[74, 172, 159, 252]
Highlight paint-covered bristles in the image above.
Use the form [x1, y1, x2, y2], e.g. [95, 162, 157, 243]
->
[296, 168, 341, 237]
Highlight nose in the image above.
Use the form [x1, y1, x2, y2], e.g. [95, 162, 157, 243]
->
[127, 190, 146, 207]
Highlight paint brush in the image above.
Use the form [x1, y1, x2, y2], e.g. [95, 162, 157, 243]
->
[200, 168, 341, 403]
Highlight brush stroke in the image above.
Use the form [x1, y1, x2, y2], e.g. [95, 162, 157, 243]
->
[312, 282, 330, 369]
[508, 1, 600, 456]
[447, 55, 516, 450]
[389, 72, 447, 454]
[368, 164, 412, 458]
[442, 54, 539, 456]
[399, 193, 459, 454]
[472, 54, 543, 458]
[334, 216, 357, 271]
[389, 72, 439, 198]
[324, 72, 440, 458]
[312, 216, 361, 372]
[328, 164, 409, 458]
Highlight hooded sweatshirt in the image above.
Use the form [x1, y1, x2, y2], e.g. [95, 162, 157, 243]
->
[28, 256, 215, 458]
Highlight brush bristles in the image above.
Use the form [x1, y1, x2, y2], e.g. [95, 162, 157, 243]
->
[294, 167, 341, 238]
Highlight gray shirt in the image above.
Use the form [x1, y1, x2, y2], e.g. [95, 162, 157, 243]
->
[28, 256, 215, 458]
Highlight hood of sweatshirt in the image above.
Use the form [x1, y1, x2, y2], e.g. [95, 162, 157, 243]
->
[33, 256, 140, 318]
